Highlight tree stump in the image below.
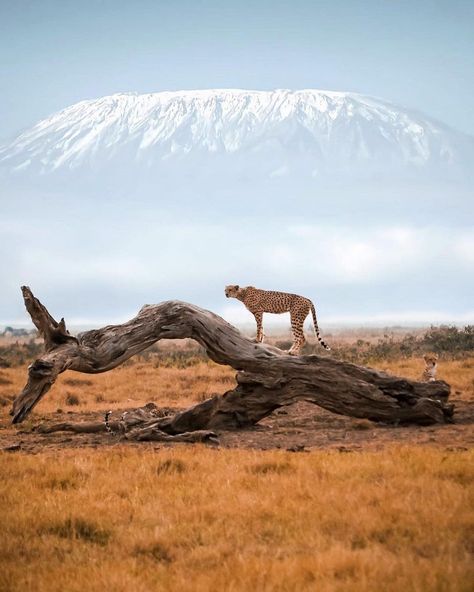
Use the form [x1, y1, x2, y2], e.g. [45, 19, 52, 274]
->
[11, 287, 452, 438]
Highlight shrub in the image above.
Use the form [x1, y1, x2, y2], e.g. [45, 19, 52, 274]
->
[0, 340, 43, 367]
[422, 325, 474, 353]
[66, 393, 80, 406]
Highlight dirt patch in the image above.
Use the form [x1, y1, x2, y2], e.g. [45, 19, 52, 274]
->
[1, 398, 473, 454]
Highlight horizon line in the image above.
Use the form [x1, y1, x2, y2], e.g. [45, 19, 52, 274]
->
[2, 315, 473, 332]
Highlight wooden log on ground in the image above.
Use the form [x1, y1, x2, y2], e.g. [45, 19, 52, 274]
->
[11, 287, 452, 431]
[35, 406, 219, 444]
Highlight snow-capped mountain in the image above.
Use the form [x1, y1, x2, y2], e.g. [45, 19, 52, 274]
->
[1, 89, 472, 184]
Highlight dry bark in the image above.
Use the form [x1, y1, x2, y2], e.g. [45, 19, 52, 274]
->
[11, 287, 453, 435]
[35, 406, 219, 444]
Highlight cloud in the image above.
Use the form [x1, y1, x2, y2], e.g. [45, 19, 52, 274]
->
[453, 234, 474, 264]
[278, 224, 466, 284]
[1, 212, 473, 325]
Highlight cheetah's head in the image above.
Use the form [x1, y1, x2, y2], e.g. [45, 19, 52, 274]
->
[225, 285, 240, 298]
[423, 353, 439, 367]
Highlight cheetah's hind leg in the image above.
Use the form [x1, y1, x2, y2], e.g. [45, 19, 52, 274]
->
[288, 312, 306, 355]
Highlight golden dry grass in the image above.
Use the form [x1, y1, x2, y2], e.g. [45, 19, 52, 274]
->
[0, 359, 237, 414]
[1, 352, 473, 591]
[0, 446, 473, 592]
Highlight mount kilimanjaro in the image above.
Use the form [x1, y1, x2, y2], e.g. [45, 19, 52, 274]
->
[1, 89, 472, 191]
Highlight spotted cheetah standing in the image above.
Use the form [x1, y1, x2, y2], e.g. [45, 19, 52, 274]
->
[225, 285, 330, 355]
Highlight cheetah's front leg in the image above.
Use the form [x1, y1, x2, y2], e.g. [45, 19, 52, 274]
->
[253, 312, 264, 343]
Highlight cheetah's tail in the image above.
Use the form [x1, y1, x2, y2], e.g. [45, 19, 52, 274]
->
[310, 302, 331, 350]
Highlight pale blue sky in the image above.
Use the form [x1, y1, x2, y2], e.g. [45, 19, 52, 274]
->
[1, 0, 474, 140]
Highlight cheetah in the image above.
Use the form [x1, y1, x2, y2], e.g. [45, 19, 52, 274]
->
[421, 353, 438, 382]
[224, 285, 330, 355]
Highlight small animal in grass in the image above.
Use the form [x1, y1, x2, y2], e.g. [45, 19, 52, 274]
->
[421, 353, 439, 382]
[224, 285, 330, 355]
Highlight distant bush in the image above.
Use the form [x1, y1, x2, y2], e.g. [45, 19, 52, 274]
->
[421, 325, 474, 353]
[310, 325, 474, 364]
[0, 339, 43, 367]
[134, 343, 210, 368]
[1, 326, 472, 369]
[153, 351, 208, 369]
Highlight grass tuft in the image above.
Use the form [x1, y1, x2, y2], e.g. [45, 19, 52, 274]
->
[41, 518, 111, 546]
[63, 378, 94, 387]
[0, 395, 12, 407]
[156, 458, 187, 474]
[65, 393, 80, 406]
[133, 542, 173, 563]
[351, 419, 375, 430]
[250, 461, 294, 474]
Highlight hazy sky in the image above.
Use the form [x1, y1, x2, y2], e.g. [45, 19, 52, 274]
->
[1, 0, 474, 140]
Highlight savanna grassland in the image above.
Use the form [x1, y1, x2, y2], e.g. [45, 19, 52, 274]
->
[0, 327, 473, 591]
[1, 446, 473, 592]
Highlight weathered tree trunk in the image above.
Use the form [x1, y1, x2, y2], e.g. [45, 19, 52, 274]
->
[11, 287, 452, 434]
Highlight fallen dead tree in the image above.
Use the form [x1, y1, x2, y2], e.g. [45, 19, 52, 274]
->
[11, 287, 452, 440]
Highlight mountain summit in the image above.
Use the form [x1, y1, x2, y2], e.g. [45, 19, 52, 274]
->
[1, 89, 472, 183]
